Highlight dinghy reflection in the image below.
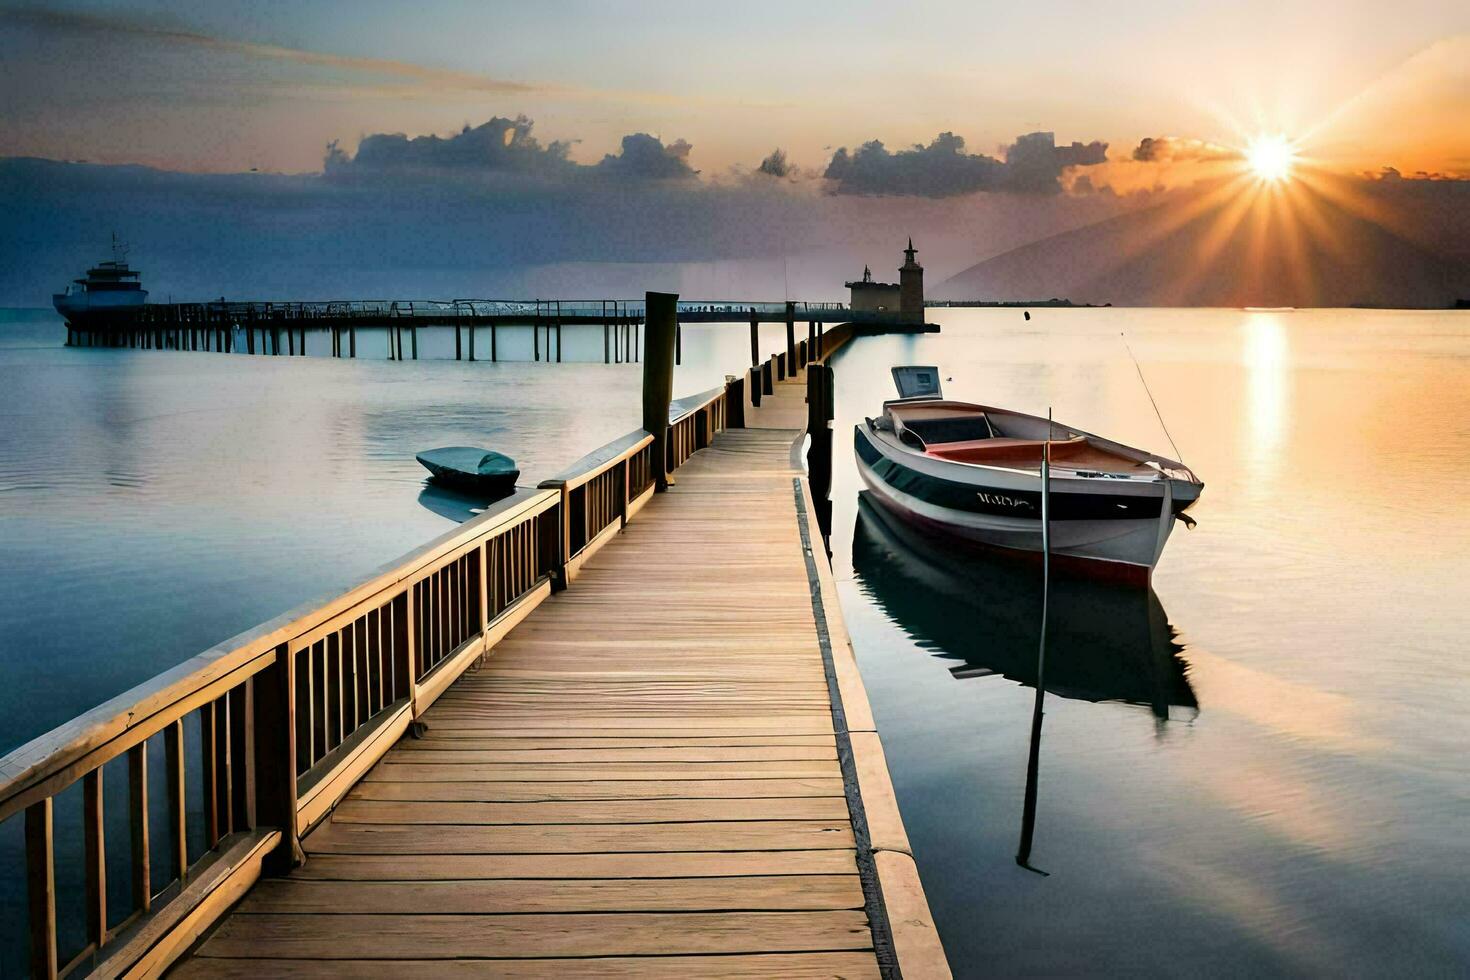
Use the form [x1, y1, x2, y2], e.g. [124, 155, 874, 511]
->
[851, 493, 1196, 718]
[417, 482, 491, 524]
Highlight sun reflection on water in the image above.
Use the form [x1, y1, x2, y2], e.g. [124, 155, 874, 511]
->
[1243, 313, 1289, 485]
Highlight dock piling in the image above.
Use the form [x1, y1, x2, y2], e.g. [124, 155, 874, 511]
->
[643, 291, 678, 492]
[785, 301, 796, 369]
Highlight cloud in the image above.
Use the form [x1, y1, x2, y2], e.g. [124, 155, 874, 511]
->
[1130, 136, 1236, 163]
[1364, 166, 1468, 183]
[823, 131, 1107, 196]
[596, 134, 697, 179]
[1004, 132, 1108, 193]
[326, 117, 575, 177]
[323, 118, 696, 181]
[0, 153, 1139, 305]
[757, 149, 792, 178]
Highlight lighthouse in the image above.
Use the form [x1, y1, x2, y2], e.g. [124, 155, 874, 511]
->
[899, 237, 924, 321]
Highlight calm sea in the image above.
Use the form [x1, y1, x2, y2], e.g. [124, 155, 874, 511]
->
[828, 308, 1470, 976]
[2, 306, 1468, 974]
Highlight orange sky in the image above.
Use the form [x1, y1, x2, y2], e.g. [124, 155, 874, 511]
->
[1, 5, 1466, 181]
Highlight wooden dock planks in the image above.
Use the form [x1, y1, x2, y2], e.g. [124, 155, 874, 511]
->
[181, 427, 892, 975]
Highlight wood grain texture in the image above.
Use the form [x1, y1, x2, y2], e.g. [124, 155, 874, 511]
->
[186, 429, 894, 974]
[235, 874, 864, 914]
[175, 951, 880, 978]
[196, 910, 873, 959]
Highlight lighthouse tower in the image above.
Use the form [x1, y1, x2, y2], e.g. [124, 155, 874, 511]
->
[899, 237, 924, 321]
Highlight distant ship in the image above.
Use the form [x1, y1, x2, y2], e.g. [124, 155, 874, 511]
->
[53, 234, 148, 322]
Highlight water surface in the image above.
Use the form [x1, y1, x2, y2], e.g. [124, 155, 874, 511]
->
[2, 307, 1467, 975]
[828, 308, 1470, 976]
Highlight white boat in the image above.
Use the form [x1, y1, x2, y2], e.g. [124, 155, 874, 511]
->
[53, 234, 148, 322]
[854, 366, 1203, 583]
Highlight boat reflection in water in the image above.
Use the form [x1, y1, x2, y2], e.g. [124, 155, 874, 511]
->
[417, 482, 490, 524]
[853, 491, 1197, 871]
[851, 492, 1197, 719]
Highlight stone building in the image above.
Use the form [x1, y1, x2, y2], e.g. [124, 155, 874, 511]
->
[845, 265, 901, 313]
[846, 240, 924, 320]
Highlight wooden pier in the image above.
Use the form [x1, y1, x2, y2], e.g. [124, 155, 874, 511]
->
[0, 314, 947, 978]
[58, 297, 934, 364]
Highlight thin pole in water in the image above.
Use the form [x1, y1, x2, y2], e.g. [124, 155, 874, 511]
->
[1016, 408, 1052, 876]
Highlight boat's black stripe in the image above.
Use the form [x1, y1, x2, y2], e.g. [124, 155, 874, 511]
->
[855, 428, 1163, 520]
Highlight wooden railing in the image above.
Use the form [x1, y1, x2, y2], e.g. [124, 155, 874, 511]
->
[666, 386, 728, 472]
[0, 383, 737, 979]
[537, 384, 732, 583]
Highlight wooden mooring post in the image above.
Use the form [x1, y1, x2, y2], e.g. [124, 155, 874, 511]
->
[643, 291, 678, 492]
[806, 361, 836, 551]
[785, 300, 796, 369]
[749, 312, 760, 366]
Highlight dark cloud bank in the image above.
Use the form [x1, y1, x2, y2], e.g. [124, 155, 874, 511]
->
[325, 117, 698, 181]
[824, 131, 1107, 196]
[322, 117, 1105, 196]
[1, 117, 1465, 307]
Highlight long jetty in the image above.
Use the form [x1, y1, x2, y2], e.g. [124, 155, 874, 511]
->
[1, 307, 948, 978]
[60, 298, 931, 363]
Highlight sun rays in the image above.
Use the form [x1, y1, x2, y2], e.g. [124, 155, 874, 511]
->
[1245, 135, 1297, 182]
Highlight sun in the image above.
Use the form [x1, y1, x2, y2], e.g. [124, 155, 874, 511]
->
[1245, 134, 1296, 182]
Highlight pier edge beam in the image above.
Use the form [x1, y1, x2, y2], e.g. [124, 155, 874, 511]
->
[642, 291, 678, 492]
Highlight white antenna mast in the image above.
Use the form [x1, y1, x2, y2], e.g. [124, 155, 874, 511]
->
[1121, 332, 1185, 465]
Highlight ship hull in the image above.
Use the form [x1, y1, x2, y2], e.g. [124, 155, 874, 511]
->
[53, 289, 149, 322]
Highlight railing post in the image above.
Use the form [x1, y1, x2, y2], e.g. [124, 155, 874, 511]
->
[128, 744, 150, 914]
[83, 769, 106, 954]
[401, 591, 418, 714]
[620, 458, 631, 527]
[725, 375, 745, 428]
[643, 292, 678, 491]
[478, 531, 491, 635]
[26, 798, 57, 979]
[253, 645, 304, 873]
[547, 483, 571, 593]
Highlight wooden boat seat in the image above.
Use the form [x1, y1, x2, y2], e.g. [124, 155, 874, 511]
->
[925, 436, 1154, 474]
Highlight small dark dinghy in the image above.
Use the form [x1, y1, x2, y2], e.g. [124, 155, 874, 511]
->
[415, 447, 519, 496]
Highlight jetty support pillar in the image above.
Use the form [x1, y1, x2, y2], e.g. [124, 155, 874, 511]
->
[643, 291, 678, 492]
[785, 301, 796, 368]
[807, 361, 836, 551]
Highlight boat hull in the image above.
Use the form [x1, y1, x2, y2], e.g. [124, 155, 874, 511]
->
[415, 448, 519, 497]
[53, 289, 149, 321]
[855, 424, 1187, 583]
